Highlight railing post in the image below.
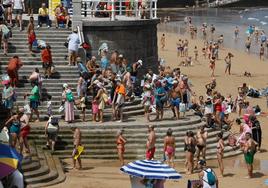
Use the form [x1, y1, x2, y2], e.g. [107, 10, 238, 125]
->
[111, 0, 115, 21]
[149, 0, 153, 19]
[153, 0, 157, 19]
[119, 0, 122, 15]
[72, 0, 83, 30]
[135, 0, 138, 18]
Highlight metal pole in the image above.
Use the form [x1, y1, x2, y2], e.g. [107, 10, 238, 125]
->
[135, 0, 138, 18]
[153, 0, 157, 18]
[150, 0, 153, 19]
[119, 0, 122, 15]
[111, 0, 115, 21]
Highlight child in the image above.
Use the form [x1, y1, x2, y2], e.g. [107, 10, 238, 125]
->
[92, 99, 99, 122]
[28, 29, 36, 54]
[142, 84, 153, 122]
[80, 93, 86, 121]
[194, 46, 198, 61]
[47, 95, 52, 117]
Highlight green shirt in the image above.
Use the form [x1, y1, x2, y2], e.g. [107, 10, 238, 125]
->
[29, 86, 39, 101]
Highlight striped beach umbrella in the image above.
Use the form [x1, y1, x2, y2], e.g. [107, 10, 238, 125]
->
[120, 160, 182, 180]
[0, 144, 22, 179]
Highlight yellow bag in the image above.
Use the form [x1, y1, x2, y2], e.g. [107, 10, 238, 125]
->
[74, 145, 84, 160]
[102, 93, 109, 103]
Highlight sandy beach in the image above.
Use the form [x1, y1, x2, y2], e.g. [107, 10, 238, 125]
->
[49, 31, 268, 188]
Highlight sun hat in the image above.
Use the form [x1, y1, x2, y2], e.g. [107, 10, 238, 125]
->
[198, 160, 206, 166]
[63, 83, 68, 88]
[118, 54, 123, 58]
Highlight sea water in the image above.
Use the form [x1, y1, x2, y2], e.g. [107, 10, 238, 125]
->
[159, 7, 268, 55]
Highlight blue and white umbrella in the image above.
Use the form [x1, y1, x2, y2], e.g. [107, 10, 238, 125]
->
[120, 160, 182, 180]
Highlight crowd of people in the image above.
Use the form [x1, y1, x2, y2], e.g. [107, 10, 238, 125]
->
[0, 3, 266, 188]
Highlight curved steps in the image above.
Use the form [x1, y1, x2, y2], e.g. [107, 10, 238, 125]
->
[21, 143, 66, 188]
[29, 115, 242, 162]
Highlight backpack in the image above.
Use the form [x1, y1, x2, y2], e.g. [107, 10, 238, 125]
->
[66, 91, 74, 102]
[50, 117, 59, 126]
[204, 169, 216, 186]
[0, 5, 4, 18]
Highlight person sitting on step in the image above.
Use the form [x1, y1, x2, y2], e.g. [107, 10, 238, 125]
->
[55, 3, 70, 29]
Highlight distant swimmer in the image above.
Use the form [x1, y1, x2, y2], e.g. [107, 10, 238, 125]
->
[160, 33, 165, 50]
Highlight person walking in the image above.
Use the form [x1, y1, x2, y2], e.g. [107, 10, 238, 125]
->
[216, 132, 224, 177]
[244, 132, 258, 178]
[198, 160, 219, 188]
[7, 56, 23, 87]
[67, 28, 80, 66]
[3, 0, 13, 25]
[0, 20, 11, 56]
[113, 79, 126, 122]
[224, 52, 234, 75]
[41, 45, 53, 78]
[2, 79, 14, 115]
[45, 116, 59, 152]
[146, 125, 156, 160]
[163, 128, 175, 167]
[116, 129, 126, 166]
[62, 83, 75, 123]
[196, 126, 208, 162]
[24, 81, 40, 122]
[184, 131, 196, 175]
[12, 0, 25, 31]
[71, 126, 82, 170]
[4, 110, 24, 148]
[19, 108, 31, 155]
[249, 115, 262, 152]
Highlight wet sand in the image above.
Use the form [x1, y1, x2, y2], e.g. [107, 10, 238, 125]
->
[50, 32, 268, 188]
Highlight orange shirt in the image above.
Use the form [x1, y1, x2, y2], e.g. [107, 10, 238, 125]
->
[115, 84, 126, 96]
[41, 48, 52, 63]
[7, 58, 22, 71]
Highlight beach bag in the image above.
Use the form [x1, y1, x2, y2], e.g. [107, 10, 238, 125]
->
[102, 93, 109, 103]
[66, 91, 74, 102]
[24, 100, 31, 114]
[0, 128, 9, 143]
[47, 121, 58, 133]
[2, 25, 10, 37]
[78, 62, 89, 74]
[179, 103, 186, 112]
[51, 64, 56, 74]
[64, 41, 69, 48]
[204, 169, 216, 186]
[58, 105, 65, 113]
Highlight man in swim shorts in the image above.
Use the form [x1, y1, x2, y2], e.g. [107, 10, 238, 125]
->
[146, 125, 156, 160]
[244, 132, 258, 178]
[170, 80, 180, 120]
[196, 126, 208, 163]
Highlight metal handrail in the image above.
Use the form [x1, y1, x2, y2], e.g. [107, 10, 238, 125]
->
[77, 25, 84, 46]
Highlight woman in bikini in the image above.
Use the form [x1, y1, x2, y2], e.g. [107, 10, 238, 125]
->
[184, 131, 196, 174]
[209, 56, 216, 77]
[4, 110, 24, 148]
[116, 129, 126, 166]
[217, 132, 225, 177]
[163, 128, 175, 168]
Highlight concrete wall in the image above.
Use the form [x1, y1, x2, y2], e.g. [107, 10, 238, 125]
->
[83, 19, 160, 76]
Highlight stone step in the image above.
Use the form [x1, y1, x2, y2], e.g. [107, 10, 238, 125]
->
[1, 53, 70, 58]
[31, 133, 222, 148]
[9, 38, 69, 42]
[50, 145, 238, 159]
[21, 161, 41, 172]
[0, 61, 72, 65]
[11, 29, 71, 34]
[23, 166, 50, 179]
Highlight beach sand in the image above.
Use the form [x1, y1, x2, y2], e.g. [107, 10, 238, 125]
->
[50, 32, 268, 188]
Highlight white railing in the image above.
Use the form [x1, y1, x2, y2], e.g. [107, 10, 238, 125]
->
[80, 0, 158, 20]
[208, 0, 241, 7]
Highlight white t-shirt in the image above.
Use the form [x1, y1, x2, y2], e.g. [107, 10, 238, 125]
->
[67, 33, 80, 52]
[3, 0, 12, 5]
[12, 0, 24, 10]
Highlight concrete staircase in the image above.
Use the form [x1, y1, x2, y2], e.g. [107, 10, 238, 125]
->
[28, 114, 242, 161]
[22, 143, 66, 188]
